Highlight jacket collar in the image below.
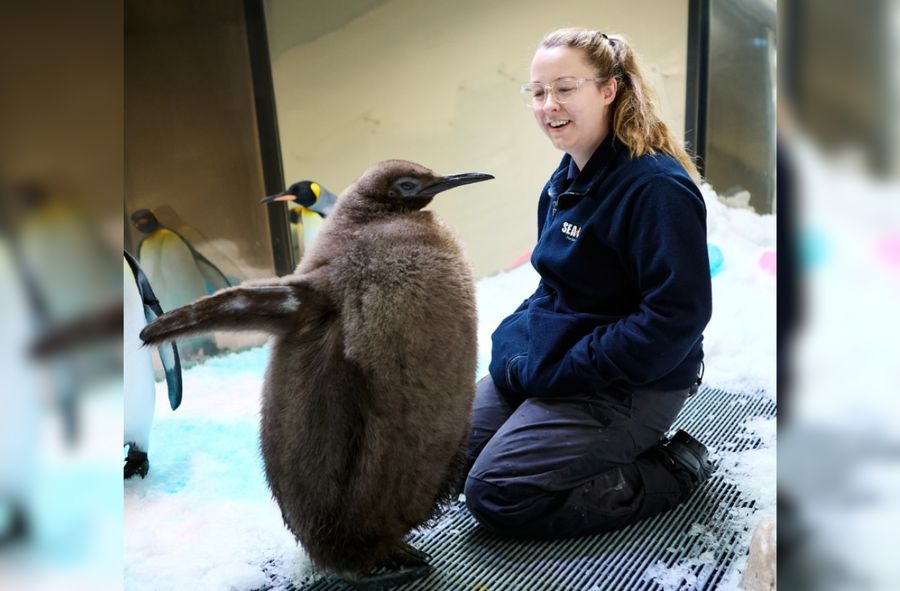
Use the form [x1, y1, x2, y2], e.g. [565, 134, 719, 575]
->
[548, 133, 620, 199]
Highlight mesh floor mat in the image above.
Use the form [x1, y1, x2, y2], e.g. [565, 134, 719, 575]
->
[261, 386, 776, 590]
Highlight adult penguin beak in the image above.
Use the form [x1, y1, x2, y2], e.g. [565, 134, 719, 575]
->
[416, 172, 494, 197]
[260, 192, 295, 204]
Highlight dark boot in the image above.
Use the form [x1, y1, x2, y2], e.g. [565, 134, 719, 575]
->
[657, 430, 714, 488]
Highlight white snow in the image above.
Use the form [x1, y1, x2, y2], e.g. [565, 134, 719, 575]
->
[125, 177, 778, 590]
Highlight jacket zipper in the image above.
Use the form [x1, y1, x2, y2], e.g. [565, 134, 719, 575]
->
[550, 191, 581, 221]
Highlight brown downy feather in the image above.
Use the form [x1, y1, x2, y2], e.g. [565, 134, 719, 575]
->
[141, 160, 481, 577]
[139, 281, 328, 344]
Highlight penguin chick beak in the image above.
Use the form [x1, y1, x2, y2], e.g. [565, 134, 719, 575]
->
[260, 192, 296, 204]
[416, 172, 494, 197]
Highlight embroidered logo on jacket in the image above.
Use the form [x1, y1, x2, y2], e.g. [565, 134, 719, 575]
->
[561, 222, 582, 241]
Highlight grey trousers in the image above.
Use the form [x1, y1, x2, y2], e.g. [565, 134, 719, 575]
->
[463, 376, 692, 539]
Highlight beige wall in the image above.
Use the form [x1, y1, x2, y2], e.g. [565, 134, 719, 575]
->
[266, 0, 689, 279]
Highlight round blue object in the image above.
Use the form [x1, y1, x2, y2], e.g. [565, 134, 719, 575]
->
[801, 227, 830, 269]
[708, 243, 725, 277]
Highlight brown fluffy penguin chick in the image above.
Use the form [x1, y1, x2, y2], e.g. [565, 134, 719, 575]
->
[140, 160, 492, 581]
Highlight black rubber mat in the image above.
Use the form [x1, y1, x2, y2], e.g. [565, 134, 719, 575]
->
[259, 386, 776, 590]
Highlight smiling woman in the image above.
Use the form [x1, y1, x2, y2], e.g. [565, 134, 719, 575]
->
[461, 28, 714, 542]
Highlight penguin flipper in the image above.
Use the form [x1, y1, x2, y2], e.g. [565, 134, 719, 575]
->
[195, 256, 232, 291]
[125, 250, 184, 410]
[170, 229, 233, 290]
[158, 339, 183, 410]
[144, 299, 183, 410]
[139, 282, 327, 346]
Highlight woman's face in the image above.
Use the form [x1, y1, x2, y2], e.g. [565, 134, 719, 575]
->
[529, 46, 616, 167]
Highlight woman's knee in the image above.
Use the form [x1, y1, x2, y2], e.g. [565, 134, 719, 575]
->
[463, 475, 561, 534]
[464, 476, 516, 531]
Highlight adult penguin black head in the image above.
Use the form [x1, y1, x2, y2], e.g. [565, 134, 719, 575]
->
[130, 209, 160, 235]
[347, 160, 494, 213]
[11, 180, 48, 212]
[261, 180, 338, 219]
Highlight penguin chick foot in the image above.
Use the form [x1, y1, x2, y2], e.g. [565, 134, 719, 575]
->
[384, 541, 430, 568]
[340, 564, 433, 590]
[339, 544, 433, 590]
[124, 449, 149, 479]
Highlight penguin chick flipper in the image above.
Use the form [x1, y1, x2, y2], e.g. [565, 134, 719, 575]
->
[139, 282, 326, 346]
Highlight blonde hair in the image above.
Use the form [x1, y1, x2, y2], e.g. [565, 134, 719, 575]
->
[540, 28, 701, 181]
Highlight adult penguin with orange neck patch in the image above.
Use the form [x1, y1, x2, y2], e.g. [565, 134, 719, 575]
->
[140, 160, 492, 587]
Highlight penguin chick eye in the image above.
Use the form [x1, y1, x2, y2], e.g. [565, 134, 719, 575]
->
[390, 178, 420, 197]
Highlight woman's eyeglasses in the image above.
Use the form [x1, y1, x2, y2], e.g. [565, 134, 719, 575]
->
[520, 77, 605, 107]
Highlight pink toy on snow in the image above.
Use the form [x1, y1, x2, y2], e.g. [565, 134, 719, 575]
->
[876, 234, 900, 270]
[758, 250, 776, 276]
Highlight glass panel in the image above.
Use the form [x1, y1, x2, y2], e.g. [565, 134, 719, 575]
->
[124, 0, 272, 362]
[705, 0, 777, 213]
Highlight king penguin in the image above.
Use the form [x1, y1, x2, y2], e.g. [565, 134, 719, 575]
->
[131, 209, 231, 359]
[123, 250, 183, 479]
[140, 160, 492, 586]
[261, 180, 338, 258]
[13, 181, 119, 442]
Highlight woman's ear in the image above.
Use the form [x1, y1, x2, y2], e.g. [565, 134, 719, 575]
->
[602, 78, 618, 106]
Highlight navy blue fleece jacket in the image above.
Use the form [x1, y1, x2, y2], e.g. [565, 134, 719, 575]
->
[489, 135, 712, 395]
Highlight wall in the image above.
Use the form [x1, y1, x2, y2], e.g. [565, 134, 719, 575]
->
[265, 0, 689, 278]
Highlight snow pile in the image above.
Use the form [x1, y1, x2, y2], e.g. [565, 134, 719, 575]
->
[474, 263, 539, 377]
[699, 183, 777, 396]
[641, 555, 716, 591]
[714, 416, 777, 516]
[125, 345, 312, 590]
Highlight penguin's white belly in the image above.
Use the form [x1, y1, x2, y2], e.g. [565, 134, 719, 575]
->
[123, 259, 156, 450]
[301, 210, 325, 253]
[0, 241, 40, 494]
